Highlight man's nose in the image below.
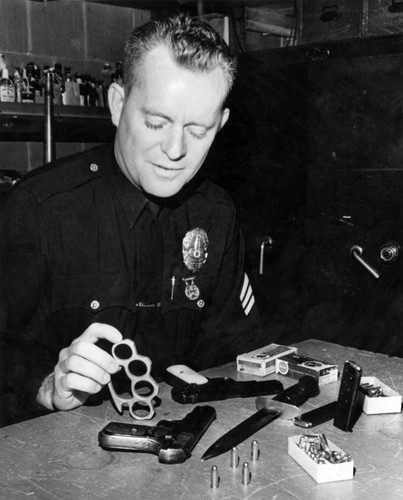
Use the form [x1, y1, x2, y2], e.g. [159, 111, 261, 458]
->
[161, 127, 187, 161]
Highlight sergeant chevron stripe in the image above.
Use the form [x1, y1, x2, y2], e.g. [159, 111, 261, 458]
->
[240, 273, 255, 316]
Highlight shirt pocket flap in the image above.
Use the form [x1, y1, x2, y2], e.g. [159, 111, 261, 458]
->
[50, 274, 135, 313]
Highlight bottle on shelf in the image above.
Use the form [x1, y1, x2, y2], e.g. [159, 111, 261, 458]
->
[22, 65, 35, 103]
[33, 64, 44, 103]
[75, 73, 85, 106]
[101, 62, 112, 109]
[52, 62, 64, 105]
[0, 66, 16, 103]
[13, 69, 23, 103]
[88, 77, 99, 107]
[114, 61, 123, 86]
[0, 54, 6, 74]
[63, 67, 80, 106]
[96, 80, 105, 108]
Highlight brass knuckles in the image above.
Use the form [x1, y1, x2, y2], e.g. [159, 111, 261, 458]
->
[107, 339, 159, 420]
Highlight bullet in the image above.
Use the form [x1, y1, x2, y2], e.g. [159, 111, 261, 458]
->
[251, 440, 260, 461]
[210, 465, 219, 488]
[242, 462, 251, 485]
[230, 447, 239, 468]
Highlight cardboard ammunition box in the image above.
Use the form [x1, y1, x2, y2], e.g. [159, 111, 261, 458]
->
[288, 435, 354, 483]
[276, 353, 338, 386]
[236, 343, 297, 377]
[358, 376, 402, 414]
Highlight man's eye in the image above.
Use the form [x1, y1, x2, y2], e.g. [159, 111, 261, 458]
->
[188, 128, 207, 140]
[145, 121, 163, 130]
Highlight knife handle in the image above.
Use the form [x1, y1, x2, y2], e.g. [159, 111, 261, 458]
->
[171, 378, 284, 404]
[273, 375, 319, 407]
[294, 400, 338, 428]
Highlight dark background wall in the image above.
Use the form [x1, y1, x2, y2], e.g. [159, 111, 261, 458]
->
[207, 38, 403, 358]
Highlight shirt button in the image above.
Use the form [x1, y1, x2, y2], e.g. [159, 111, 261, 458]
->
[90, 163, 98, 172]
[90, 300, 100, 310]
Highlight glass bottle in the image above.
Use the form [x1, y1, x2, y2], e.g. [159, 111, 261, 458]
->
[0, 67, 16, 102]
[22, 65, 35, 103]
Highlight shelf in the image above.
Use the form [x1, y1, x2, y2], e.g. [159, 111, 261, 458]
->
[29, 0, 279, 7]
[0, 102, 115, 142]
[244, 33, 403, 66]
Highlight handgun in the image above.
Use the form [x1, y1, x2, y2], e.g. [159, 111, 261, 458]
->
[98, 405, 216, 464]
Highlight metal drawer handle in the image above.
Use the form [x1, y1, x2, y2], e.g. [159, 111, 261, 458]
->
[259, 236, 273, 275]
[320, 5, 342, 22]
[350, 245, 380, 279]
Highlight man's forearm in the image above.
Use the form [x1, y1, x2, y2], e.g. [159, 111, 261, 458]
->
[36, 372, 55, 410]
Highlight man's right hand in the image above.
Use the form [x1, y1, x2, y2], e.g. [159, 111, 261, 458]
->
[37, 323, 122, 411]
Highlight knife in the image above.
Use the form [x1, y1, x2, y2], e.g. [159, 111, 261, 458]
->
[201, 375, 319, 461]
[166, 364, 284, 404]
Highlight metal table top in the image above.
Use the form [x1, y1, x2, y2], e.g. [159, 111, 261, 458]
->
[1, 340, 403, 499]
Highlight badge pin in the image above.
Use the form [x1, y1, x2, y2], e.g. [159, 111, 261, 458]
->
[183, 277, 200, 301]
[182, 228, 209, 273]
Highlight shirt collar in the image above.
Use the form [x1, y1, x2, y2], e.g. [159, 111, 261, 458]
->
[106, 149, 148, 228]
[103, 146, 209, 226]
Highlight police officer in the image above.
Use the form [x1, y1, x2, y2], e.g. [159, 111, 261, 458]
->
[0, 14, 262, 423]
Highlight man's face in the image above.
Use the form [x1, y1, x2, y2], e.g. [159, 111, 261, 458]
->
[109, 45, 230, 198]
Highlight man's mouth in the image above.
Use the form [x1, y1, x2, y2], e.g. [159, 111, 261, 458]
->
[156, 163, 182, 169]
[152, 163, 185, 173]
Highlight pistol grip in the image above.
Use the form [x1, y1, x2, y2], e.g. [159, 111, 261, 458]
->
[158, 406, 216, 464]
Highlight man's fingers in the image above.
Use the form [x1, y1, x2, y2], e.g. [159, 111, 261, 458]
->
[72, 323, 123, 346]
[59, 372, 103, 396]
[60, 353, 113, 385]
[52, 323, 125, 411]
[61, 341, 120, 374]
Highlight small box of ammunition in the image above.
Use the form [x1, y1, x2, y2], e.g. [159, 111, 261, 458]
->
[236, 343, 297, 376]
[288, 434, 354, 484]
[276, 353, 338, 386]
[358, 376, 402, 414]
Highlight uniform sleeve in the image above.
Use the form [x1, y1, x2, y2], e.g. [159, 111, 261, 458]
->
[0, 186, 53, 425]
[190, 208, 264, 370]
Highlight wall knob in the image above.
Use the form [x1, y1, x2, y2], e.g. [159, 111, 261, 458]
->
[379, 242, 400, 264]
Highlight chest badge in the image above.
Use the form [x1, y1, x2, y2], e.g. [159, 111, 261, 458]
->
[182, 227, 209, 273]
[182, 277, 200, 301]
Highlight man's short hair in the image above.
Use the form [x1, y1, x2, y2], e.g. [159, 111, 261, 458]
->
[123, 13, 237, 101]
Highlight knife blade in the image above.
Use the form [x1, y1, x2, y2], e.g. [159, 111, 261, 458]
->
[200, 375, 319, 461]
[200, 407, 283, 461]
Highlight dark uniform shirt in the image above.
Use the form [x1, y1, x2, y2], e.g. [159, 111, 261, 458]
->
[0, 144, 262, 424]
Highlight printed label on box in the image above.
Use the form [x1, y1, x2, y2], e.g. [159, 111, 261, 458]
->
[276, 353, 338, 386]
[237, 343, 297, 376]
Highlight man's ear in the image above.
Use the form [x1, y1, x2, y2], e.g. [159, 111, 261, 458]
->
[219, 107, 230, 131]
[108, 83, 125, 127]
